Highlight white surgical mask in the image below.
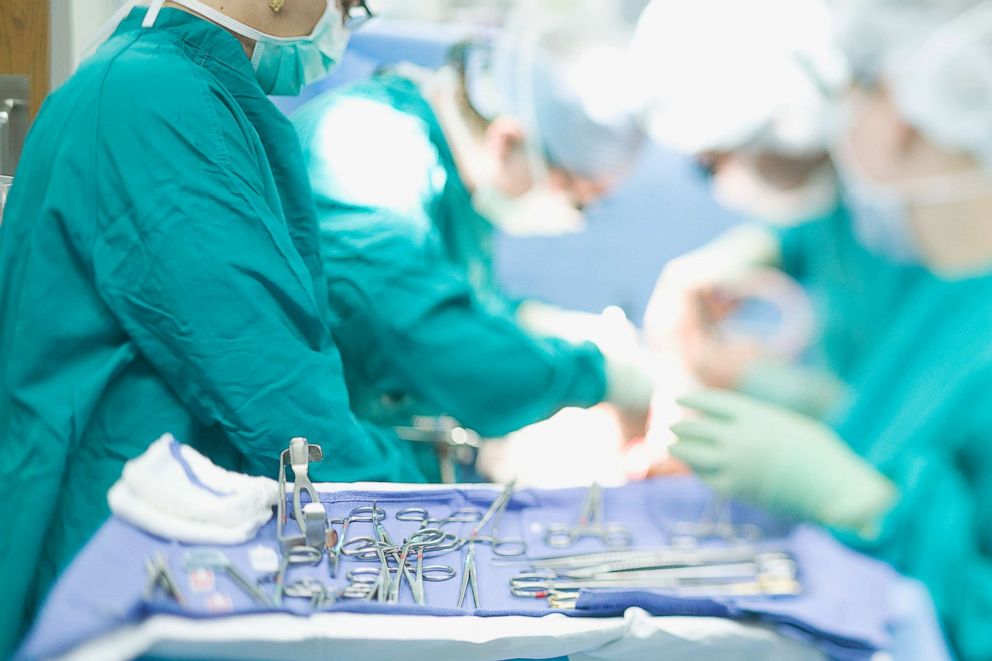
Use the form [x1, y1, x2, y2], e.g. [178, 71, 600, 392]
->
[834, 132, 992, 271]
[711, 157, 839, 226]
[471, 182, 585, 236]
[143, 0, 350, 96]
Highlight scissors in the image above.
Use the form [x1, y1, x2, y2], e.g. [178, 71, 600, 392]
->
[544, 483, 632, 549]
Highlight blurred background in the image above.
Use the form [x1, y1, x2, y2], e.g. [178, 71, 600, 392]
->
[5, 0, 740, 327]
[1, 0, 745, 486]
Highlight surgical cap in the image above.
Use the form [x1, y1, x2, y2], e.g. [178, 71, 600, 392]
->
[631, 0, 849, 156]
[841, 0, 992, 170]
[464, 23, 646, 182]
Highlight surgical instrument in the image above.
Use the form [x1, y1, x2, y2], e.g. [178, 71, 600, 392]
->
[325, 528, 339, 577]
[272, 545, 323, 605]
[184, 549, 274, 607]
[455, 481, 526, 609]
[276, 438, 327, 551]
[457, 539, 479, 609]
[544, 483, 632, 549]
[510, 553, 800, 600]
[395, 506, 482, 530]
[671, 496, 761, 546]
[468, 481, 527, 557]
[144, 553, 185, 606]
[497, 545, 761, 571]
[329, 503, 386, 576]
[544, 577, 803, 609]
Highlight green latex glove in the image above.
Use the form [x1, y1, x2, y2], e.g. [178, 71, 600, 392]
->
[738, 359, 851, 420]
[670, 389, 897, 535]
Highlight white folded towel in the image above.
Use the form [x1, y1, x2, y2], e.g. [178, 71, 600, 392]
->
[108, 434, 279, 544]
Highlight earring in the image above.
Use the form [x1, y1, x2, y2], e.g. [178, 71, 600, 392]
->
[269, 0, 286, 12]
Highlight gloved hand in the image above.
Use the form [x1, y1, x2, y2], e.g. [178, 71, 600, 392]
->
[603, 352, 656, 418]
[670, 389, 897, 536]
[739, 359, 851, 420]
[643, 224, 780, 358]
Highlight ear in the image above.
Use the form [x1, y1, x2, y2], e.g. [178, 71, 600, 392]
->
[483, 116, 527, 164]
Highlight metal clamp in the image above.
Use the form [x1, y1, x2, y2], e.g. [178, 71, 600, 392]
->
[276, 437, 327, 551]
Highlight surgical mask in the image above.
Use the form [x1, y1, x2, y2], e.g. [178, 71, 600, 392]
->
[711, 157, 839, 226]
[471, 181, 585, 236]
[835, 158, 922, 263]
[142, 0, 350, 96]
[834, 132, 992, 271]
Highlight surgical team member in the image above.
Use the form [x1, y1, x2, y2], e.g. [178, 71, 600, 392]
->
[636, 0, 899, 421]
[671, 2, 992, 657]
[0, 0, 417, 653]
[292, 25, 652, 479]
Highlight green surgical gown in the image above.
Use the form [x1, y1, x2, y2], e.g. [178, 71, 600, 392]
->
[292, 73, 607, 461]
[779, 208, 992, 660]
[0, 9, 422, 654]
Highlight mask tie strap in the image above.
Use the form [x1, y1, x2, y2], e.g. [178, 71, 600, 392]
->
[142, 0, 165, 28]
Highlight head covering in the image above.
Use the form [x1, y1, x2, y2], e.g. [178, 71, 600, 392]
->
[463, 19, 646, 181]
[845, 0, 992, 170]
[632, 0, 849, 155]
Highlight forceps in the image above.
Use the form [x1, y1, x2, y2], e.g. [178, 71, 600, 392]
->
[544, 483, 632, 549]
[670, 496, 761, 545]
[456, 481, 525, 609]
[467, 481, 527, 558]
[184, 549, 274, 607]
[457, 540, 479, 609]
[395, 506, 482, 530]
[329, 503, 386, 577]
[144, 553, 185, 606]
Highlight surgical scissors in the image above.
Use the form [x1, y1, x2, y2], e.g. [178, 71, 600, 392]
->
[544, 483, 632, 549]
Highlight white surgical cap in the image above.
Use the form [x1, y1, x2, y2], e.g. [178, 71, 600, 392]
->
[464, 21, 646, 181]
[840, 0, 992, 170]
[631, 0, 849, 156]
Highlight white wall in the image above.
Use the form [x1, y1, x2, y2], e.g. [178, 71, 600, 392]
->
[50, 0, 122, 89]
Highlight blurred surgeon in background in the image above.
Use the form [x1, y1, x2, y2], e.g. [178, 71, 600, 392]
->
[637, 0, 873, 421]
[668, 1, 992, 657]
[292, 18, 652, 481]
[0, 0, 413, 653]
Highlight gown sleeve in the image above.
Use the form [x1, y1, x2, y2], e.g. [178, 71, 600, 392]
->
[322, 209, 608, 438]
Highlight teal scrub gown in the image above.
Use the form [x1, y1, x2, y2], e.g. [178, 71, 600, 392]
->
[779, 208, 992, 660]
[292, 73, 608, 476]
[0, 9, 421, 653]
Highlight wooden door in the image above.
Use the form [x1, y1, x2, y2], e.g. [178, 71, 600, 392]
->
[0, 0, 51, 119]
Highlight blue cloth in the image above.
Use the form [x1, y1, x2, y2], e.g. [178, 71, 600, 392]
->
[20, 479, 906, 661]
[573, 526, 893, 660]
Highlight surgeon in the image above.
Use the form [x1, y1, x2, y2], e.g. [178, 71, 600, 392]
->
[0, 0, 420, 654]
[670, 2, 992, 657]
[635, 0, 905, 422]
[292, 20, 652, 480]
